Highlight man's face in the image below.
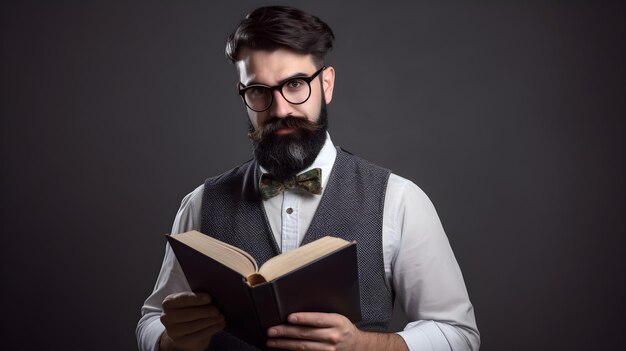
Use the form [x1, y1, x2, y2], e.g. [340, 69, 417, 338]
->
[235, 48, 335, 179]
[236, 48, 334, 131]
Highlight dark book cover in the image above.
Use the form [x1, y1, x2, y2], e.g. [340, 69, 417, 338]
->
[166, 235, 362, 350]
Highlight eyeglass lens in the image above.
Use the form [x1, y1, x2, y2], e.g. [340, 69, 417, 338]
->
[244, 77, 311, 112]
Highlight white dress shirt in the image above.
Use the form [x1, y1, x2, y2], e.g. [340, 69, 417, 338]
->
[136, 134, 480, 351]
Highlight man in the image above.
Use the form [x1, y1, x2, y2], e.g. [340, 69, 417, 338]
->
[137, 6, 479, 351]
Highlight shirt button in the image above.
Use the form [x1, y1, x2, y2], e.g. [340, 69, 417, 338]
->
[286, 208, 293, 214]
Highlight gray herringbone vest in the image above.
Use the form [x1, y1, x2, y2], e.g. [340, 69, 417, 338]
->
[201, 148, 393, 350]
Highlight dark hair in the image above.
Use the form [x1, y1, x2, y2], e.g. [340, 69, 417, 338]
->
[225, 6, 335, 67]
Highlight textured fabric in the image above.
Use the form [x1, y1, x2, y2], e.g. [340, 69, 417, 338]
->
[259, 168, 323, 200]
[200, 148, 392, 349]
[298, 149, 393, 332]
[136, 134, 480, 351]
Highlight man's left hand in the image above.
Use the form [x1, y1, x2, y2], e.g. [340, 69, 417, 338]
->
[267, 312, 362, 351]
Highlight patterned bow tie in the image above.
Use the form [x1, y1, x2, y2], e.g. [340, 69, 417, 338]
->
[259, 168, 323, 200]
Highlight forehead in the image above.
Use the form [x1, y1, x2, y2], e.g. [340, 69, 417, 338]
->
[236, 48, 317, 85]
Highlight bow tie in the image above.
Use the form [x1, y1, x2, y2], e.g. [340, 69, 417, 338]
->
[259, 168, 323, 200]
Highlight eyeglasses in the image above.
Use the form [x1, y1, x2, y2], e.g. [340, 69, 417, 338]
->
[238, 66, 326, 112]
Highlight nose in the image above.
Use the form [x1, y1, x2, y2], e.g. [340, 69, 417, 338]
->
[269, 89, 293, 117]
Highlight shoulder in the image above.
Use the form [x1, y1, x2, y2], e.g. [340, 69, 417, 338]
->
[179, 159, 256, 212]
[204, 159, 255, 187]
[180, 183, 204, 209]
[335, 148, 431, 206]
[385, 173, 440, 216]
[337, 147, 390, 174]
[387, 173, 429, 200]
[170, 183, 205, 234]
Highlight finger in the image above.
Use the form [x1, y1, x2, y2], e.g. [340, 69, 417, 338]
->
[269, 324, 345, 344]
[162, 305, 222, 324]
[163, 291, 212, 309]
[268, 324, 321, 340]
[166, 315, 226, 340]
[267, 338, 327, 351]
[287, 312, 341, 328]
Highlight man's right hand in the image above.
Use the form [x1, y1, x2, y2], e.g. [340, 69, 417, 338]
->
[159, 291, 225, 351]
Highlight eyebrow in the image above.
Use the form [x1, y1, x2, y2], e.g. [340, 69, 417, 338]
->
[244, 72, 311, 87]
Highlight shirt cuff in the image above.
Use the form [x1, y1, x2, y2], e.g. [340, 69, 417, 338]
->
[137, 316, 166, 351]
[396, 320, 452, 351]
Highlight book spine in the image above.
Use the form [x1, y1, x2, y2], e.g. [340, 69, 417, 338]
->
[250, 282, 283, 333]
[237, 281, 268, 349]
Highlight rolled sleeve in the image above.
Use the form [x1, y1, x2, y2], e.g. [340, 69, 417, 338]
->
[136, 185, 203, 351]
[385, 175, 480, 350]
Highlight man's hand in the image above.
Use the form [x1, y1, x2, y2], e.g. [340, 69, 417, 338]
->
[159, 292, 225, 351]
[266, 312, 408, 351]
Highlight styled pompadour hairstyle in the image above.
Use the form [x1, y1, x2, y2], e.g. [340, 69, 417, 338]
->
[225, 6, 335, 67]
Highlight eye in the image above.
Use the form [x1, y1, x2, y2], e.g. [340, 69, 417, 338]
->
[247, 86, 267, 98]
[285, 79, 306, 90]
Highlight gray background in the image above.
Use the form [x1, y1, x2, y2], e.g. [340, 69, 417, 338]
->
[2, 1, 625, 350]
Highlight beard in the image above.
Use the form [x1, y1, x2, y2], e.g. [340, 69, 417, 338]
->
[248, 102, 328, 181]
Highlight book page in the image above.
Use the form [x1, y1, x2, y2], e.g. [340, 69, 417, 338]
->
[169, 231, 258, 277]
[258, 236, 353, 282]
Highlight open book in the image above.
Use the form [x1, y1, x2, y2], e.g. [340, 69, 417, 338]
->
[166, 231, 362, 350]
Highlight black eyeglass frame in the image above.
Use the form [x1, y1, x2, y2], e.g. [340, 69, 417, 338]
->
[238, 66, 326, 112]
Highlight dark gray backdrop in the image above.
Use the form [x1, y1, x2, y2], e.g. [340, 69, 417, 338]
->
[2, 1, 625, 350]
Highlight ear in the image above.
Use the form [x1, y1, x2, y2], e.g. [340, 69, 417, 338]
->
[321, 66, 336, 104]
[235, 81, 244, 102]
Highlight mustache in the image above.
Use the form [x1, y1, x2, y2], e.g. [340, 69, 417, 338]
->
[248, 116, 321, 142]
